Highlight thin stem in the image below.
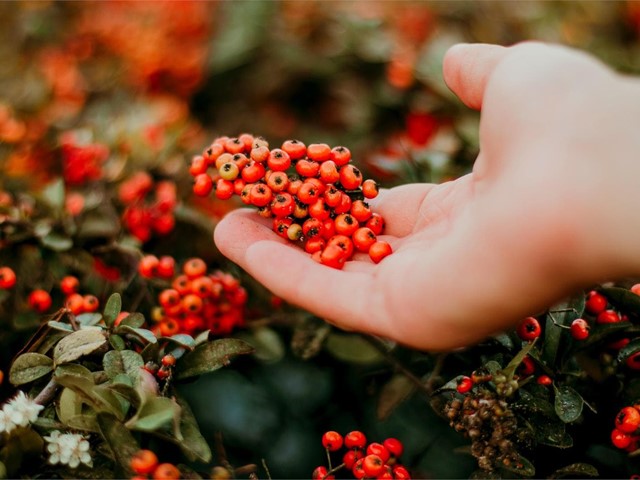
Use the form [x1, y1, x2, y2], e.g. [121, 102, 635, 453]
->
[34, 378, 59, 406]
[325, 448, 333, 472]
[323, 462, 345, 479]
[362, 335, 432, 398]
[261, 459, 272, 480]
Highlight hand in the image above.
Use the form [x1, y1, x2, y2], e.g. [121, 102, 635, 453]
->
[214, 42, 640, 350]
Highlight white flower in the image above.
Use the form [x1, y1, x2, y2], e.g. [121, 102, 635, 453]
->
[3, 391, 44, 427]
[44, 430, 93, 469]
[0, 409, 16, 433]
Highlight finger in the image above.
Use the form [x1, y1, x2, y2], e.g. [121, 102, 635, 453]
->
[442, 43, 508, 110]
[368, 183, 432, 237]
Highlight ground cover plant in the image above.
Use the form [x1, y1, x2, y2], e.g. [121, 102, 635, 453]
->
[1, 2, 640, 478]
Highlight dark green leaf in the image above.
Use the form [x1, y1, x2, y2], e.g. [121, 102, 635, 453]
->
[237, 327, 285, 362]
[126, 397, 179, 431]
[36, 331, 69, 355]
[549, 463, 599, 478]
[76, 313, 103, 327]
[96, 413, 139, 478]
[103, 293, 122, 328]
[175, 338, 254, 380]
[324, 333, 383, 365]
[9, 352, 53, 385]
[107, 381, 141, 410]
[617, 337, 640, 364]
[92, 385, 128, 419]
[500, 453, 535, 477]
[600, 286, 640, 314]
[554, 385, 584, 423]
[103, 350, 144, 381]
[543, 294, 585, 366]
[163, 333, 196, 351]
[173, 395, 212, 463]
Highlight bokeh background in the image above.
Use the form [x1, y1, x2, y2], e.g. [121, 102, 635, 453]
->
[2, 2, 640, 478]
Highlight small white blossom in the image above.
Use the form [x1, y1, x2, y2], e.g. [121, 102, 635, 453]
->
[0, 409, 16, 433]
[44, 430, 93, 469]
[4, 391, 44, 427]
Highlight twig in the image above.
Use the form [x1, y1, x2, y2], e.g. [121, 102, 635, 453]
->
[66, 309, 79, 331]
[261, 459, 272, 480]
[323, 462, 345, 479]
[362, 335, 432, 399]
[34, 378, 59, 406]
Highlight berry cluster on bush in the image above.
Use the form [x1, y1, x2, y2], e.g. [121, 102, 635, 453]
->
[130, 449, 181, 480]
[138, 255, 247, 337]
[60, 132, 109, 186]
[190, 134, 392, 269]
[611, 405, 640, 452]
[313, 430, 410, 479]
[120, 172, 178, 242]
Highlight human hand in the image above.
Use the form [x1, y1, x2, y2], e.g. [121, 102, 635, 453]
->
[214, 42, 640, 350]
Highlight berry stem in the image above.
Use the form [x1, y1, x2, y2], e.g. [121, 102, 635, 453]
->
[65, 309, 80, 331]
[325, 448, 333, 472]
[547, 312, 571, 330]
[324, 462, 346, 479]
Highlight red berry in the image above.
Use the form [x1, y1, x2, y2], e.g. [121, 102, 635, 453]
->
[130, 449, 159, 475]
[296, 159, 321, 178]
[28, 289, 52, 313]
[366, 443, 390, 463]
[250, 184, 273, 207]
[240, 161, 265, 183]
[83, 295, 99, 313]
[517, 316, 541, 341]
[366, 213, 385, 235]
[362, 179, 379, 199]
[281, 139, 306, 160]
[352, 458, 366, 479]
[138, 255, 159, 278]
[159, 289, 181, 309]
[266, 171, 289, 192]
[320, 244, 347, 270]
[343, 449, 364, 469]
[456, 376, 473, 394]
[0, 267, 16, 289]
[318, 161, 340, 184]
[369, 241, 392, 264]
[183, 258, 207, 279]
[307, 143, 332, 162]
[383, 438, 404, 458]
[312, 466, 333, 480]
[518, 356, 536, 377]
[393, 465, 411, 479]
[215, 178, 234, 200]
[362, 454, 385, 478]
[267, 149, 291, 172]
[193, 173, 213, 197]
[157, 256, 176, 279]
[344, 431, 367, 449]
[189, 155, 208, 176]
[321, 431, 343, 451]
[352, 227, 377, 253]
[570, 318, 590, 340]
[616, 406, 640, 433]
[631, 283, 640, 296]
[161, 354, 176, 367]
[350, 200, 372, 223]
[60, 275, 79, 295]
[339, 164, 363, 190]
[65, 293, 84, 315]
[331, 146, 351, 166]
[612, 428, 633, 449]
[626, 352, 640, 370]
[153, 463, 181, 480]
[537, 375, 553, 386]
[596, 309, 621, 324]
[585, 290, 607, 315]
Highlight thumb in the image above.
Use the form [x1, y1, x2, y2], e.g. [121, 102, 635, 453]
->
[442, 43, 508, 110]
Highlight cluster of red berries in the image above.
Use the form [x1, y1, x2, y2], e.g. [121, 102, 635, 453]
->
[313, 430, 410, 479]
[139, 256, 246, 337]
[611, 405, 640, 452]
[190, 134, 393, 269]
[120, 172, 178, 242]
[130, 449, 180, 480]
[142, 353, 176, 382]
[59, 275, 101, 316]
[60, 132, 109, 186]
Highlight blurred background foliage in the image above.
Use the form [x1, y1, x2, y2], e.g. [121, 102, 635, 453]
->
[1, 1, 640, 478]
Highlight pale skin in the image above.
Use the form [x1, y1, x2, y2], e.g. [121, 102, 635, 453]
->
[214, 42, 640, 351]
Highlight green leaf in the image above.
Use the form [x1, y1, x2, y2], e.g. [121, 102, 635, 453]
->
[9, 352, 53, 385]
[543, 294, 585, 366]
[57, 387, 83, 426]
[0, 427, 44, 477]
[324, 333, 384, 365]
[47, 320, 73, 332]
[92, 385, 128, 420]
[96, 413, 139, 478]
[126, 397, 179, 431]
[175, 338, 254, 380]
[107, 381, 141, 410]
[549, 463, 599, 479]
[40, 232, 73, 252]
[163, 333, 196, 351]
[54, 364, 95, 394]
[109, 334, 126, 351]
[40, 178, 65, 210]
[103, 350, 144, 382]
[554, 385, 584, 423]
[116, 326, 157, 345]
[76, 313, 103, 327]
[600, 286, 640, 314]
[174, 395, 212, 463]
[103, 293, 122, 328]
[54, 328, 108, 366]
[118, 312, 145, 329]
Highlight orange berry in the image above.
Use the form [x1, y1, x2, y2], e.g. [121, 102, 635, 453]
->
[183, 258, 207, 279]
[130, 449, 158, 475]
[153, 463, 181, 480]
[369, 241, 392, 264]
